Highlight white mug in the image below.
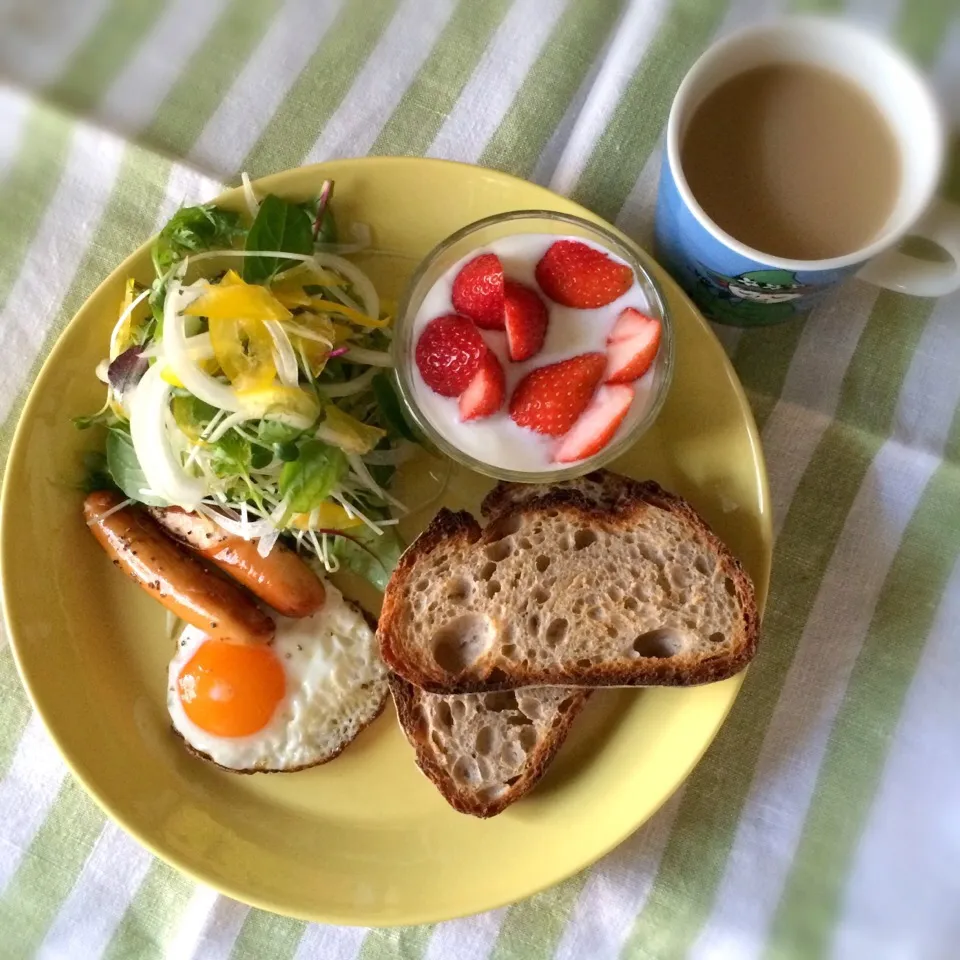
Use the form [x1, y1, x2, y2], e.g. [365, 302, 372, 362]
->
[654, 16, 960, 326]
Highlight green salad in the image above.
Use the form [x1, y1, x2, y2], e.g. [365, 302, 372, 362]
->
[78, 178, 421, 591]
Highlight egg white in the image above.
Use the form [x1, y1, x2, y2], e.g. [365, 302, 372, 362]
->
[168, 581, 387, 771]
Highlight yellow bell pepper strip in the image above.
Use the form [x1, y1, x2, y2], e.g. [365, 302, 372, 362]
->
[310, 298, 388, 328]
[315, 405, 386, 454]
[185, 271, 290, 392]
[290, 501, 364, 531]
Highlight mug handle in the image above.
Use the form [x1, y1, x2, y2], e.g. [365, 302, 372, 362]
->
[857, 199, 960, 297]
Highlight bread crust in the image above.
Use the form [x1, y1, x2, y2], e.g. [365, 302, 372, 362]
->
[389, 675, 589, 817]
[378, 472, 760, 694]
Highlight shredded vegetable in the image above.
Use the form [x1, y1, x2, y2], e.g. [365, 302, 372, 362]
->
[77, 174, 416, 589]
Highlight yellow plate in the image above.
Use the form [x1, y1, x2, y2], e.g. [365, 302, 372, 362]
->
[0, 159, 770, 926]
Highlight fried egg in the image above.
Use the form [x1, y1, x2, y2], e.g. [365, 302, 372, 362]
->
[168, 581, 387, 772]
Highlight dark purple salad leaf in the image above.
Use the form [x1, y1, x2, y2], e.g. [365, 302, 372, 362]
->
[107, 345, 148, 399]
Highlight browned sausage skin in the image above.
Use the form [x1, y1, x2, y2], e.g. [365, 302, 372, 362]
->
[148, 507, 325, 618]
[84, 490, 275, 645]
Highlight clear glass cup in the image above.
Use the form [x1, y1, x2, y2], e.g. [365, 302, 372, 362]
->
[393, 210, 674, 483]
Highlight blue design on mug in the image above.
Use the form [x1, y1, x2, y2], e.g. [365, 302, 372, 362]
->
[653, 149, 858, 326]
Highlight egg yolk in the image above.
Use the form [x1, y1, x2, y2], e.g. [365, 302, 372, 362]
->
[177, 641, 286, 738]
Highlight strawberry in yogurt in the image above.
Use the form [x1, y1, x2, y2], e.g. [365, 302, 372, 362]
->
[410, 234, 663, 473]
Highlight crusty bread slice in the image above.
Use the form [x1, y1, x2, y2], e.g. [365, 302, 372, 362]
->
[378, 471, 759, 693]
[390, 675, 588, 817]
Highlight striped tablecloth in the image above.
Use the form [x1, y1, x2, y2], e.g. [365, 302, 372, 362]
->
[1, 1, 958, 958]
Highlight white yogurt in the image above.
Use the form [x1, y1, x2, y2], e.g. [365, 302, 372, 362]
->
[410, 233, 656, 472]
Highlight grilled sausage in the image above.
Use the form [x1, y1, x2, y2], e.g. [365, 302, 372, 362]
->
[84, 490, 275, 644]
[148, 507, 325, 618]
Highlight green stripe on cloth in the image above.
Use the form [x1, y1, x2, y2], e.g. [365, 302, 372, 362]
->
[370, 0, 510, 158]
[357, 925, 433, 960]
[0, 777, 105, 958]
[0, 145, 172, 473]
[478, 0, 625, 179]
[766, 409, 960, 956]
[103, 862, 196, 960]
[732, 321, 807, 434]
[490, 875, 583, 960]
[0, 106, 71, 311]
[619, 292, 934, 959]
[571, 0, 728, 222]
[0, 645, 31, 779]
[142, 0, 282, 158]
[243, 0, 398, 176]
[229, 910, 306, 960]
[44, 0, 168, 116]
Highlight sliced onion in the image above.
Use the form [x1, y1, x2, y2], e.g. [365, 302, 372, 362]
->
[109, 286, 150, 359]
[319, 367, 377, 398]
[257, 527, 281, 558]
[347, 453, 405, 511]
[128, 364, 206, 509]
[162, 283, 243, 412]
[343, 346, 393, 367]
[311, 253, 379, 320]
[240, 171, 260, 219]
[196, 504, 275, 540]
[263, 319, 299, 388]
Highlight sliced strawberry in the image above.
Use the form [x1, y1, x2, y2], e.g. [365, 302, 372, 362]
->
[604, 307, 661, 384]
[451, 253, 505, 329]
[535, 240, 634, 309]
[415, 314, 487, 397]
[459, 351, 505, 421]
[504, 280, 548, 362]
[509, 353, 606, 437]
[554, 384, 634, 463]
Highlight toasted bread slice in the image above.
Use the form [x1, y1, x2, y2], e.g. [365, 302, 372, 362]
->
[378, 472, 759, 693]
[390, 675, 588, 817]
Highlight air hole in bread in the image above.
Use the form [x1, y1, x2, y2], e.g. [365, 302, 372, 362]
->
[486, 514, 522, 542]
[505, 775, 521, 787]
[451, 699, 467, 719]
[533, 586, 549, 604]
[558, 697, 575, 713]
[500, 743, 524, 767]
[478, 784, 507, 801]
[415, 579, 428, 592]
[587, 606, 602, 621]
[453, 756, 480, 784]
[546, 510, 559, 519]
[517, 696, 543, 721]
[519, 726, 537, 751]
[709, 631, 725, 644]
[485, 580, 502, 599]
[507, 714, 532, 727]
[607, 585, 623, 602]
[606, 624, 618, 639]
[488, 667, 509, 684]
[485, 540, 512, 562]
[433, 614, 495, 674]
[475, 726, 495, 756]
[445, 577, 471, 602]
[430, 729, 444, 750]
[527, 613, 540, 634]
[518, 537, 532, 551]
[545, 618, 567, 647]
[572, 599, 584, 615]
[724, 577, 736, 596]
[695, 555, 713, 576]
[574, 529, 598, 550]
[435, 701, 454, 731]
[632, 627, 683, 658]
[484, 691, 518, 712]
[576, 657, 592, 668]
[502, 643, 518, 660]
[535, 555, 550, 572]
[479, 561, 497, 581]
